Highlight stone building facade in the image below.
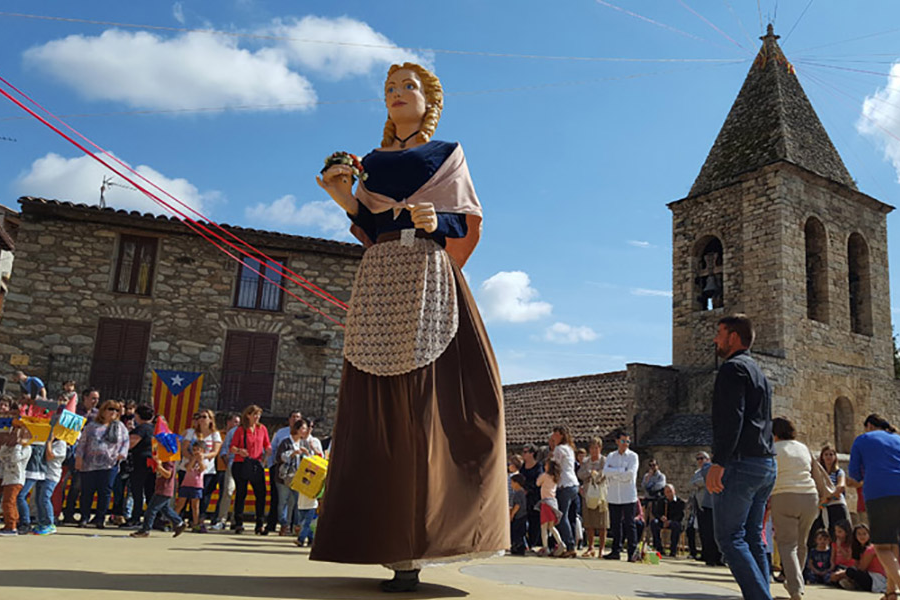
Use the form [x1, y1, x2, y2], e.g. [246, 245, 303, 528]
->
[503, 26, 900, 500]
[0, 198, 362, 425]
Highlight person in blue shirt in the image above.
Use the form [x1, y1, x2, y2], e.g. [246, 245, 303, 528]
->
[16, 371, 46, 401]
[848, 413, 900, 597]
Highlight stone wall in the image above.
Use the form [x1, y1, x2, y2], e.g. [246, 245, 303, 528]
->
[627, 363, 678, 445]
[0, 201, 362, 429]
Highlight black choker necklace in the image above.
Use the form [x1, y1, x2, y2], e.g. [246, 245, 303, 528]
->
[394, 130, 419, 149]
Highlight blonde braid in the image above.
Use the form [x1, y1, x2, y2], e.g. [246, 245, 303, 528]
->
[381, 62, 444, 148]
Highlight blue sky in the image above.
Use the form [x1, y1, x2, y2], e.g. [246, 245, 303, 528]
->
[2, 1, 900, 383]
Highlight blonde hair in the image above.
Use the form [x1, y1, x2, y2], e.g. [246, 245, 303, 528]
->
[381, 63, 443, 148]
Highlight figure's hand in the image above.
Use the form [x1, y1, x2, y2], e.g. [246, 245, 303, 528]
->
[316, 165, 354, 199]
[706, 464, 725, 494]
[75, 457, 83, 472]
[409, 203, 437, 233]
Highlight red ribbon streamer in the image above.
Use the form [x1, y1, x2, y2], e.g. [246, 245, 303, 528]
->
[0, 77, 346, 327]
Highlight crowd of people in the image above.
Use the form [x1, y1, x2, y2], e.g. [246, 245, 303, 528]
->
[504, 315, 900, 600]
[0, 375, 325, 547]
[2, 316, 900, 600]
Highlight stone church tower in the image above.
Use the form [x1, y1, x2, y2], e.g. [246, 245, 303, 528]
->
[668, 25, 898, 451]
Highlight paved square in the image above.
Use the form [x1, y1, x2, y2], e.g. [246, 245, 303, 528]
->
[0, 528, 865, 599]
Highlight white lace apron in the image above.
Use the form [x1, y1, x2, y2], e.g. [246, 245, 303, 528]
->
[343, 234, 458, 376]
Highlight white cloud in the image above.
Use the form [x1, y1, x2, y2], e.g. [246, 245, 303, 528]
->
[15, 152, 215, 216]
[23, 29, 317, 112]
[630, 288, 673, 298]
[627, 240, 653, 248]
[244, 194, 349, 238]
[859, 61, 900, 182]
[478, 271, 553, 323]
[22, 16, 428, 114]
[266, 16, 428, 79]
[543, 322, 599, 344]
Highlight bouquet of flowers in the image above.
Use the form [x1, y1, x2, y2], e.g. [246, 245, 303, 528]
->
[321, 151, 367, 184]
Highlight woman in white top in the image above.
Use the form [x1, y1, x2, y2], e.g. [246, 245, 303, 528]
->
[770, 417, 819, 600]
[549, 425, 579, 558]
[181, 409, 222, 526]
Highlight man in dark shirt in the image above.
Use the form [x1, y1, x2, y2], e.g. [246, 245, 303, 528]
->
[519, 444, 543, 549]
[650, 484, 685, 557]
[706, 314, 776, 600]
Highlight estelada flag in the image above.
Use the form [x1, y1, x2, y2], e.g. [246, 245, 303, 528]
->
[151, 369, 204, 435]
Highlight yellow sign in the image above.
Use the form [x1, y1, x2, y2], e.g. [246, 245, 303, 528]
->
[15, 417, 51, 445]
[291, 454, 328, 499]
[9, 354, 28, 366]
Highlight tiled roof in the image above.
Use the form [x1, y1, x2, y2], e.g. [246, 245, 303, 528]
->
[641, 413, 712, 447]
[690, 25, 855, 197]
[17, 197, 364, 257]
[503, 371, 629, 447]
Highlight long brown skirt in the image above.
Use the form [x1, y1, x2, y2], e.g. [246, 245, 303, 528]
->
[310, 262, 509, 565]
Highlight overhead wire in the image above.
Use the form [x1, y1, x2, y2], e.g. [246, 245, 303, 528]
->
[781, 0, 814, 46]
[675, 0, 749, 55]
[757, 0, 764, 34]
[0, 11, 736, 64]
[0, 76, 350, 324]
[800, 68, 900, 144]
[797, 65, 900, 129]
[721, 0, 757, 49]
[593, 0, 733, 53]
[793, 27, 900, 55]
[793, 60, 900, 80]
[797, 69, 896, 201]
[0, 61, 746, 122]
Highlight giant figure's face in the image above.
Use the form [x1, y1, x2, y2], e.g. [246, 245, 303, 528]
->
[385, 68, 427, 126]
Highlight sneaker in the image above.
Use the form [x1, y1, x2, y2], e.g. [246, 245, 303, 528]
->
[210, 521, 225, 531]
[130, 530, 150, 538]
[31, 527, 51, 536]
[0, 529, 17, 536]
[602, 552, 621, 560]
[838, 579, 856, 590]
[173, 522, 187, 538]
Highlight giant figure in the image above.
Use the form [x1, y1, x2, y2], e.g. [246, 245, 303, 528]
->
[310, 63, 509, 592]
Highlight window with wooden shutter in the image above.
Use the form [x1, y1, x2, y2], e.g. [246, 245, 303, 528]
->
[114, 235, 158, 295]
[220, 331, 278, 411]
[90, 318, 152, 399]
[234, 257, 285, 311]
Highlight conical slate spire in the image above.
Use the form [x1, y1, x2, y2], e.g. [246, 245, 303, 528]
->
[690, 24, 855, 196]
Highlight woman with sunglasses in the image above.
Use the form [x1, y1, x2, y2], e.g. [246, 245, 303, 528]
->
[74, 400, 129, 528]
[180, 410, 222, 531]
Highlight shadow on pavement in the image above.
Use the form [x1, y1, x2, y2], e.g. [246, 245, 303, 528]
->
[170, 547, 303, 557]
[0, 571, 468, 599]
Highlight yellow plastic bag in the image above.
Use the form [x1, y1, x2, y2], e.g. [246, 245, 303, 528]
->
[291, 454, 328, 499]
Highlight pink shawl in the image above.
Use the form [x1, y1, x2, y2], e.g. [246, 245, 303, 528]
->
[352, 144, 483, 268]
